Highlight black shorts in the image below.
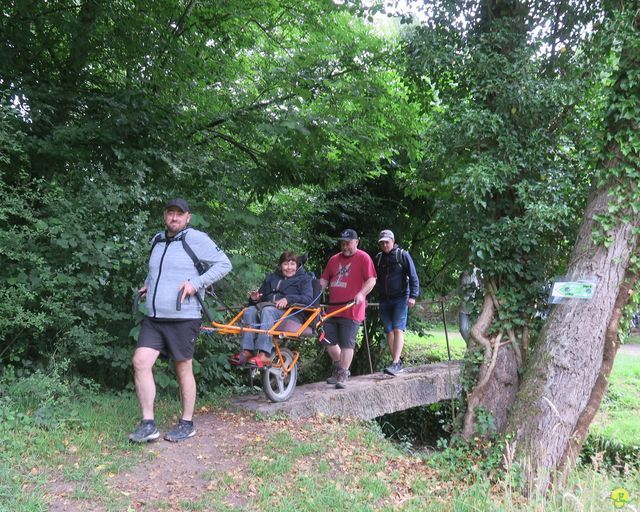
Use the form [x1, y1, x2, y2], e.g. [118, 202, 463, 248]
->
[322, 317, 360, 349]
[137, 318, 201, 361]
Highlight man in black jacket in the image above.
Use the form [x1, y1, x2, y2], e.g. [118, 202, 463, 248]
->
[374, 229, 420, 375]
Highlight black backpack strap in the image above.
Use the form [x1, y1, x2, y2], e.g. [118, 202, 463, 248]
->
[150, 233, 164, 255]
[181, 232, 212, 276]
[180, 232, 199, 268]
[398, 248, 408, 270]
[152, 230, 207, 275]
[396, 248, 411, 294]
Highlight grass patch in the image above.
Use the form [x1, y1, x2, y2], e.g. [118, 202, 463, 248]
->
[1, 386, 639, 511]
[1, 334, 638, 511]
[0, 389, 144, 510]
[591, 349, 640, 442]
[586, 346, 640, 469]
[0, 362, 232, 511]
[626, 334, 640, 344]
[239, 417, 640, 512]
[404, 327, 467, 363]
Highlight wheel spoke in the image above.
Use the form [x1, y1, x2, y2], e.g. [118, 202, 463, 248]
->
[263, 348, 297, 402]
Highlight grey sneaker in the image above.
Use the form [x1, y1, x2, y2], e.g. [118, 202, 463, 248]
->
[384, 362, 404, 376]
[335, 368, 349, 389]
[164, 419, 196, 442]
[326, 363, 341, 384]
[129, 420, 160, 443]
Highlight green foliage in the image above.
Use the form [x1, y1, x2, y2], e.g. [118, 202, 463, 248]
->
[429, 434, 509, 484]
[0, 359, 97, 438]
[474, 406, 497, 436]
[194, 331, 245, 388]
[401, 1, 596, 337]
[458, 347, 485, 394]
[587, 6, 640, 252]
[0, 0, 423, 387]
[580, 433, 640, 471]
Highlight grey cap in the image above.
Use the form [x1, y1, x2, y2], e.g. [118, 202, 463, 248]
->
[338, 228, 359, 241]
[378, 229, 394, 242]
[164, 198, 191, 213]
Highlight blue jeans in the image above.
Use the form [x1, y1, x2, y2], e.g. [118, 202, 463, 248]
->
[379, 297, 409, 333]
[240, 305, 284, 354]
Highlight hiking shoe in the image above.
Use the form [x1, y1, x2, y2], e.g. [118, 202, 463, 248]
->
[384, 362, 404, 376]
[326, 364, 339, 384]
[129, 420, 160, 443]
[164, 419, 196, 442]
[335, 368, 349, 389]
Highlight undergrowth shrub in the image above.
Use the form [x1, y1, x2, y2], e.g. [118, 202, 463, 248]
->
[0, 358, 98, 434]
[580, 432, 640, 472]
[428, 434, 511, 485]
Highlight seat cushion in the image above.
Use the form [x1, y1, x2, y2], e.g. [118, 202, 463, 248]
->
[278, 318, 313, 337]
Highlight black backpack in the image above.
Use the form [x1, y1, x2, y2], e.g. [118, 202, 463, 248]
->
[375, 248, 408, 272]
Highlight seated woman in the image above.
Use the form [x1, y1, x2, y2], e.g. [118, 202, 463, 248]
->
[231, 251, 314, 367]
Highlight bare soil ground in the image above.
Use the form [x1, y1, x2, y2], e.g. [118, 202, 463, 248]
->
[619, 343, 640, 356]
[620, 329, 640, 355]
[45, 342, 639, 511]
[48, 409, 292, 511]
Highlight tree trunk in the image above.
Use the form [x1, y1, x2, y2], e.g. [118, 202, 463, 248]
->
[462, 289, 520, 438]
[504, 6, 639, 490]
[504, 181, 639, 492]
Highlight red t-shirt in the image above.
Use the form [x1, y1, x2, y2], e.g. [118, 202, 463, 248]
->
[321, 249, 377, 322]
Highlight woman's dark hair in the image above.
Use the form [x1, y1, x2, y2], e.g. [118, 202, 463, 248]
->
[278, 251, 297, 266]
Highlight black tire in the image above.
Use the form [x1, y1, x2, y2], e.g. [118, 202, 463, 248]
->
[262, 347, 298, 402]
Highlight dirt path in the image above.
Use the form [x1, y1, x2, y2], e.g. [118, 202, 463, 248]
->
[619, 342, 640, 356]
[49, 409, 290, 511]
[46, 344, 639, 511]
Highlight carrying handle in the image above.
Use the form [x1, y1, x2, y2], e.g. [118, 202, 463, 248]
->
[132, 292, 142, 315]
[176, 289, 214, 323]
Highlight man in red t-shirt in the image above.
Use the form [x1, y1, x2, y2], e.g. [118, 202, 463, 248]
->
[320, 229, 377, 389]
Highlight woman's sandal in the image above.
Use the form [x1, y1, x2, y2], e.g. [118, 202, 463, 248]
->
[228, 351, 252, 366]
[246, 355, 272, 368]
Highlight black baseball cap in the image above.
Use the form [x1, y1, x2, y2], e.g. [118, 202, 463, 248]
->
[164, 198, 191, 213]
[338, 228, 358, 241]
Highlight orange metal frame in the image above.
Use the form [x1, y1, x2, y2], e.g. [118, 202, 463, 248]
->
[201, 302, 354, 376]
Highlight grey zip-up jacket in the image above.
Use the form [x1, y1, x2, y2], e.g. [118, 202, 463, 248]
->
[144, 227, 232, 319]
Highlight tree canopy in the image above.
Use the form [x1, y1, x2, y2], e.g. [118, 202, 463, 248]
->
[1, 0, 638, 490]
[0, 0, 422, 380]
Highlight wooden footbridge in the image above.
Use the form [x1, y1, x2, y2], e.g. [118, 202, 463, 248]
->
[231, 361, 462, 420]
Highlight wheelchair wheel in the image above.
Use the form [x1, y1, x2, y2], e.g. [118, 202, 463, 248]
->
[262, 347, 298, 402]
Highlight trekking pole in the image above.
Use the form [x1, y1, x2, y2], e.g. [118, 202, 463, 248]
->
[363, 315, 373, 374]
[440, 300, 452, 362]
[440, 299, 456, 420]
[209, 288, 236, 316]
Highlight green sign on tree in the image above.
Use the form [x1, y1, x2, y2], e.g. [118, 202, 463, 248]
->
[551, 281, 597, 300]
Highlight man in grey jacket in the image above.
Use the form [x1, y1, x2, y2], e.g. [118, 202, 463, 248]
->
[129, 198, 232, 443]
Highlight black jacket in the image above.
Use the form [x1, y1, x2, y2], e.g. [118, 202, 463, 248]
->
[253, 267, 314, 306]
[374, 246, 420, 301]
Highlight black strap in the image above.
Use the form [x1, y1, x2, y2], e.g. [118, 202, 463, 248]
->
[151, 231, 204, 274]
[376, 248, 407, 270]
[180, 235, 201, 271]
